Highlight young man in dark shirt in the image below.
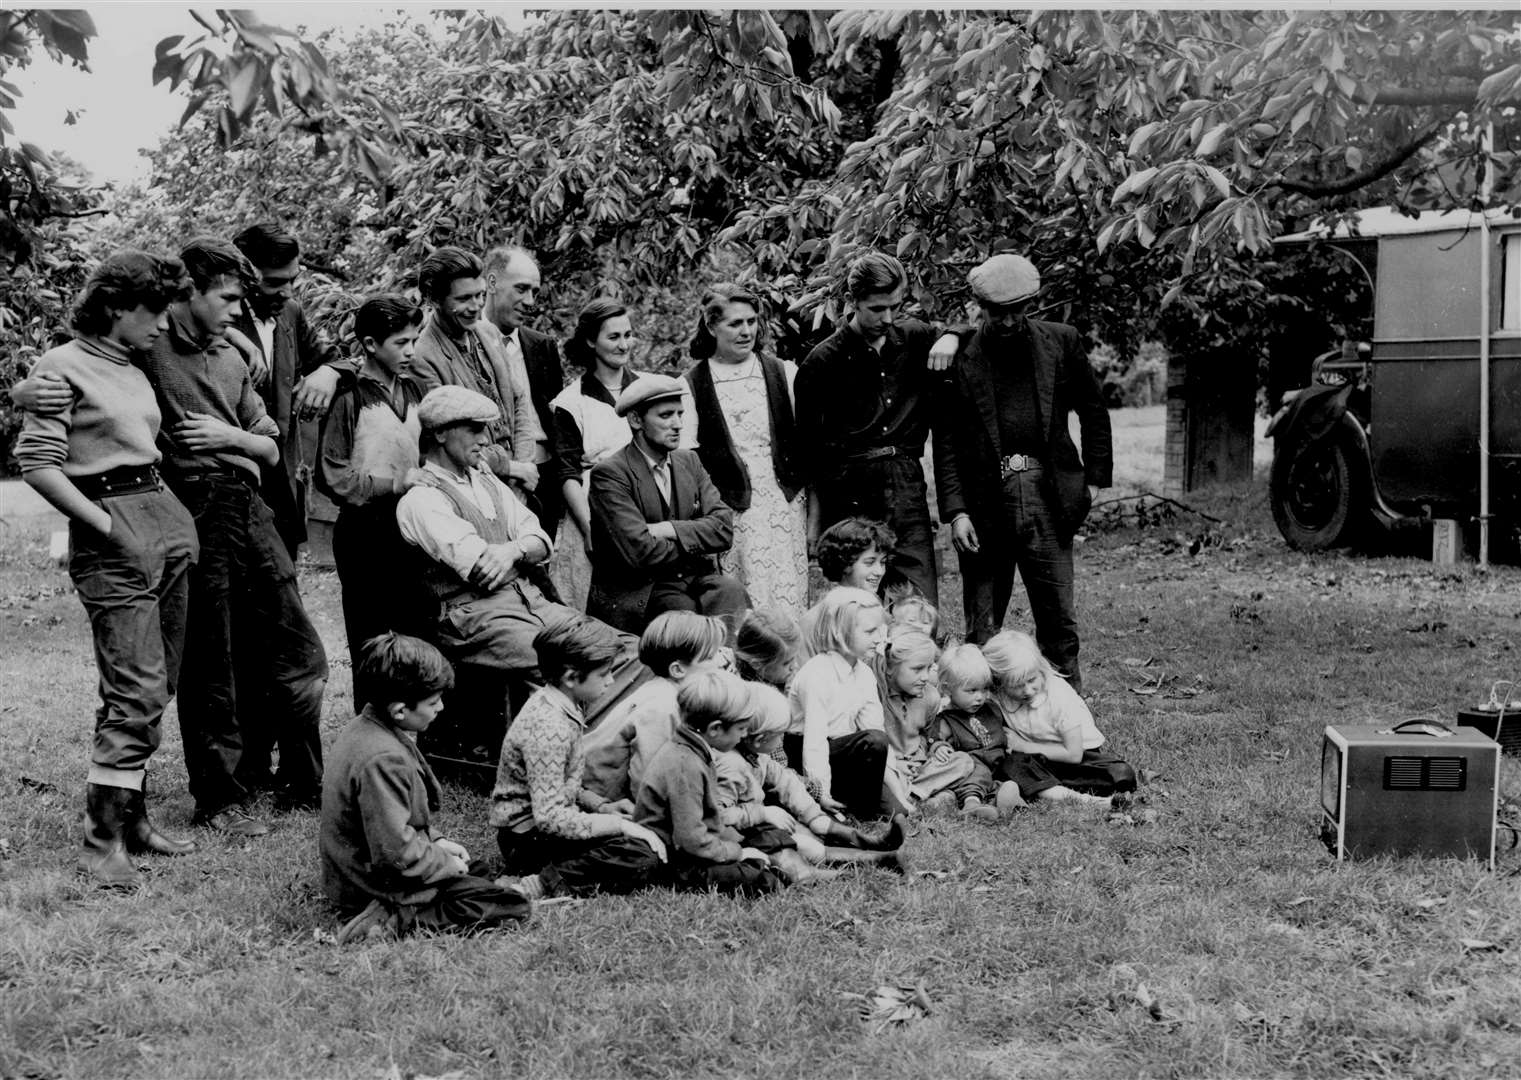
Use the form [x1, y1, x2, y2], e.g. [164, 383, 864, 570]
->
[794, 253, 962, 603]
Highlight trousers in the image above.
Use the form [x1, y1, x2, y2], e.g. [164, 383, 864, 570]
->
[815, 455, 937, 604]
[496, 828, 662, 897]
[782, 728, 895, 820]
[172, 471, 328, 813]
[67, 485, 198, 790]
[957, 466, 1082, 690]
[332, 498, 434, 707]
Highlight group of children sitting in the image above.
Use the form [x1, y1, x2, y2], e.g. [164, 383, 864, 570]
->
[319, 517, 1137, 942]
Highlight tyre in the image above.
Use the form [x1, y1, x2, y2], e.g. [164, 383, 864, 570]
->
[1270, 432, 1368, 551]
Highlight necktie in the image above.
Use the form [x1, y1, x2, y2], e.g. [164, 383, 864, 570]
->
[653, 460, 672, 515]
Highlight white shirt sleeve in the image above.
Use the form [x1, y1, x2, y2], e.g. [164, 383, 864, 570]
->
[396, 485, 488, 582]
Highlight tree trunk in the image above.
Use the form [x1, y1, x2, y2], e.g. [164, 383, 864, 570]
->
[1162, 349, 1256, 496]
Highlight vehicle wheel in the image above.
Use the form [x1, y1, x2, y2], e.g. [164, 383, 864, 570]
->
[1270, 433, 1368, 551]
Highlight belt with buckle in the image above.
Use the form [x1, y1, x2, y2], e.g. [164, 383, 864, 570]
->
[73, 465, 162, 500]
[1000, 453, 1043, 477]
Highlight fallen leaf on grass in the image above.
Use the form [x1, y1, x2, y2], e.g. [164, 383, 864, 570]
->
[1402, 620, 1449, 633]
[1460, 938, 1505, 953]
[842, 984, 933, 1029]
[1415, 898, 1442, 910]
[1132, 982, 1177, 1024]
[1118, 656, 1155, 668]
[914, 870, 951, 882]
[18, 776, 56, 794]
[1286, 896, 1314, 908]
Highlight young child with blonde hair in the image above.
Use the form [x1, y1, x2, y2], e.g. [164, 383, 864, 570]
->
[932, 643, 1025, 811]
[787, 586, 908, 819]
[982, 630, 1136, 806]
[875, 629, 998, 820]
[715, 683, 906, 875]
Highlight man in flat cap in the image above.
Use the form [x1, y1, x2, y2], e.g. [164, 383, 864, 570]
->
[587, 374, 747, 634]
[933, 253, 1112, 691]
[396, 386, 636, 688]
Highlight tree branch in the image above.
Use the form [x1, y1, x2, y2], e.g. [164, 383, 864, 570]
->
[1267, 119, 1443, 197]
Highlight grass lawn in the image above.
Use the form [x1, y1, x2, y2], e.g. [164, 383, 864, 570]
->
[4, 411, 1521, 1079]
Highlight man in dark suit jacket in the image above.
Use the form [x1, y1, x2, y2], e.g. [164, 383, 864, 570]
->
[934, 254, 1112, 691]
[231, 223, 350, 558]
[588, 374, 748, 635]
[485, 245, 565, 532]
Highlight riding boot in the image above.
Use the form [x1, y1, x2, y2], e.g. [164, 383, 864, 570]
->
[826, 812, 906, 852]
[126, 781, 197, 857]
[80, 783, 142, 888]
[770, 847, 843, 885]
[822, 846, 904, 873]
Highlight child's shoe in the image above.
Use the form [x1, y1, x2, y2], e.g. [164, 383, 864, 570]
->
[494, 873, 546, 901]
[960, 796, 1000, 823]
[994, 780, 1026, 813]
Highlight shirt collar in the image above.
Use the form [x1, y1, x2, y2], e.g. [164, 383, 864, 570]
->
[673, 722, 714, 762]
[76, 335, 135, 365]
[166, 304, 214, 352]
[539, 684, 585, 728]
[637, 444, 669, 473]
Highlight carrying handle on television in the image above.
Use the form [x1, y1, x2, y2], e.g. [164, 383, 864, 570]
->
[1388, 718, 1456, 738]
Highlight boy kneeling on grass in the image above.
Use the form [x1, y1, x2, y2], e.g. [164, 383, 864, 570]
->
[635, 670, 790, 897]
[321, 633, 531, 943]
[491, 617, 668, 900]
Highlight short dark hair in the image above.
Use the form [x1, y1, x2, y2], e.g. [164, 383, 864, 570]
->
[70, 250, 192, 337]
[816, 517, 896, 582]
[689, 282, 764, 360]
[846, 252, 906, 301]
[180, 237, 254, 293]
[232, 222, 300, 270]
[533, 617, 623, 686]
[353, 295, 423, 348]
[357, 632, 455, 711]
[417, 246, 483, 304]
[564, 297, 630, 371]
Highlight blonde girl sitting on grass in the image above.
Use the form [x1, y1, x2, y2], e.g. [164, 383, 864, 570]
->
[786, 587, 911, 820]
[982, 630, 1136, 807]
[875, 629, 999, 821]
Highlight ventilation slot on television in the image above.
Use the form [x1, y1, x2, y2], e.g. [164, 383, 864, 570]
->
[1383, 756, 1467, 791]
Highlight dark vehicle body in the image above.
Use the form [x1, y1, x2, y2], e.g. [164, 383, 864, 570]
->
[1268, 208, 1521, 554]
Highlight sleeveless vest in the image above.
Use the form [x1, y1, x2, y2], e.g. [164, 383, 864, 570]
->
[409, 468, 521, 606]
[685, 354, 801, 512]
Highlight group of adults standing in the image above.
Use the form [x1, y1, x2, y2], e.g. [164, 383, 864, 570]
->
[11, 224, 1113, 889]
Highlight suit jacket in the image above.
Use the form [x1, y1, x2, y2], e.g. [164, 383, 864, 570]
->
[235, 298, 343, 549]
[516, 324, 567, 528]
[412, 314, 545, 468]
[933, 318, 1112, 542]
[587, 443, 733, 631]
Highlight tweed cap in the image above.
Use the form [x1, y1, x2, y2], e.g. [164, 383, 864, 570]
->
[967, 253, 1041, 305]
[416, 385, 500, 431]
[615, 373, 687, 417]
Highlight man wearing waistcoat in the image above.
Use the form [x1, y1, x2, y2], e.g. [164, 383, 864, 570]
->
[587, 374, 747, 635]
[396, 386, 632, 681]
[933, 253, 1112, 691]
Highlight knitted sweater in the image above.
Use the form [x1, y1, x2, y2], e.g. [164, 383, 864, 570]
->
[14, 337, 162, 476]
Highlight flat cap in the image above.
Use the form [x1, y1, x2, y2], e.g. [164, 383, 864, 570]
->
[417, 385, 500, 431]
[615, 373, 687, 417]
[967, 253, 1041, 305]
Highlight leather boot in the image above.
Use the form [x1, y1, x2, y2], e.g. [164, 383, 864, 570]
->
[826, 812, 906, 852]
[771, 847, 843, 885]
[822, 846, 904, 873]
[80, 783, 142, 888]
[126, 783, 197, 857]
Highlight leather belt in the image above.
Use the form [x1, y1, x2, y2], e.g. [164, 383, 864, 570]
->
[999, 453, 1043, 478]
[842, 445, 914, 463]
[73, 465, 162, 500]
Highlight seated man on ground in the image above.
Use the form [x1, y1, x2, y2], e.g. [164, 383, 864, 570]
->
[396, 386, 639, 697]
[321, 633, 531, 943]
[587, 374, 747, 636]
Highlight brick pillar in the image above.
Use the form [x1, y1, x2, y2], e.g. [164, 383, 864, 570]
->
[1164, 349, 1255, 495]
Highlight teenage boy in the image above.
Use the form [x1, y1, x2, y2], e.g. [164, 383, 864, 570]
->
[587, 373, 747, 634]
[316, 295, 432, 704]
[411, 246, 544, 500]
[322, 632, 531, 943]
[490, 618, 667, 900]
[795, 252, 964, 603]
[635, 670, 788, 897]
[141, 237, 328, 831]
